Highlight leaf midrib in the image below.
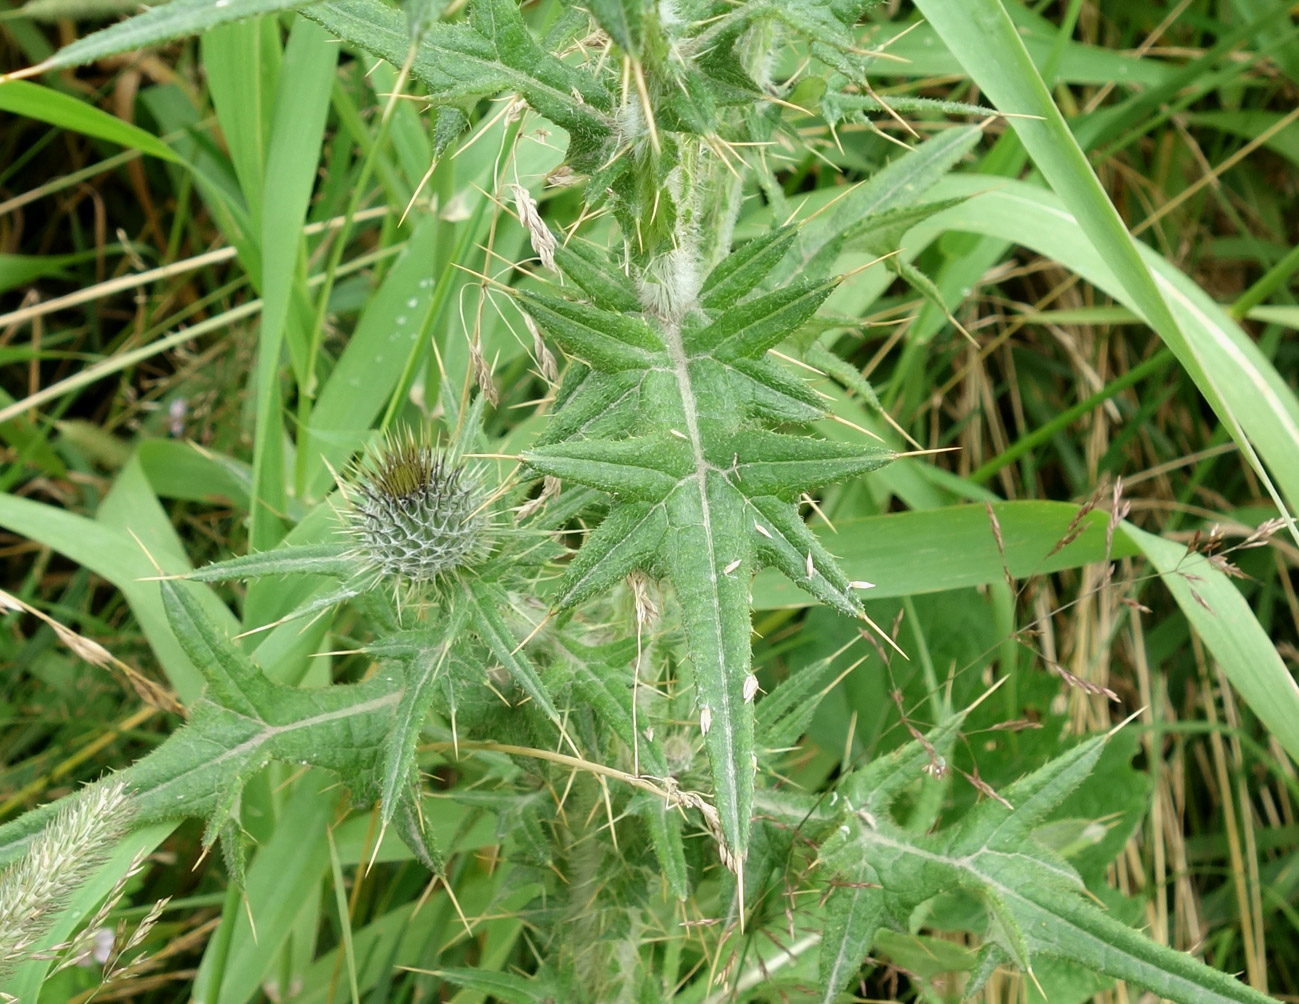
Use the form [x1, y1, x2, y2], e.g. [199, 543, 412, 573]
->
[857, 828, 1260, 1004]
[145, 691, 401, 804]
[660, 312, 742, 834]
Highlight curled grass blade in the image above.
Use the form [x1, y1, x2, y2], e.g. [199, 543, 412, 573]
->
[913, 0, 1299, 537]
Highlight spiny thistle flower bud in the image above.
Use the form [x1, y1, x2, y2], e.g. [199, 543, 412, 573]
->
[345, 431, 489, 584]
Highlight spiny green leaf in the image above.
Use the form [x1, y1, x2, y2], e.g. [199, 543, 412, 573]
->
[824, 721, 1278, 1004]
[722, 355, 826, 424]
[980, 886, 1032, 970]
[688, 279, 838, 357]
[791, 125, 982, 280]
[517, 289, 664, 371]
[693, 22, 763, 98]
[378, 618, 463, 830]
[727, 431, 893, 498]
[663, 472, 755, 860]
[749, 495, 861, 619]
[522, 241, 892, 868]
[699, 225, 798, 310]
[966, 943, 1009, 999]
[829, 0, 874, 27]
[959, 735, 1108, 853]
[756, 655, 841, 751]
[839, 197, 971, 255]
[633, 794, 690, 902]
[552, 241, 642, 314]
[560, 658, 670, 778]
[822, 91, 1002, 123]
[467, 583, 561, 726]
[163, 579, 274, 719]
[402, 0, 447, 44]
[185, 542, 355, 581]
[589, 0, 650, 58]
[553, 501, 669, 609]
[536, 369, 644, 445]
[431, 104, 470, 157]
[391, 784, 444, 874]
[841, 714, 968, 815]
[305, 0, 614, 167]
[253, 581, 369, 632]
[1003, 875, 1274, 1004]
[216, 816, 247, 892]
[818, 862, 883, 1004]
[523, 436, 691, 500]
[0, 579, 404, 869]
[656, 63, 721, 133]
[805, 342, 882, 411]
[466, 0, 613, 119]
[886, 255, 963, 334]
[434, 966, 556, 1004]
[30, 0, 316, 71]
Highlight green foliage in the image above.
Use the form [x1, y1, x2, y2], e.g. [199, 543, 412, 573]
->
[0, 1, 1295, 1002]
[518, 257, 893, 860]
[0, 580, 430, 876]
[814, 723, 1276, 1004]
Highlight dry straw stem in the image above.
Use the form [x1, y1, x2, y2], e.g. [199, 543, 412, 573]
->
[422, 739, 741, 874]
[0, 588, 178, 714]
[0, 206, 391, 336]
[0, 240, 403, 427]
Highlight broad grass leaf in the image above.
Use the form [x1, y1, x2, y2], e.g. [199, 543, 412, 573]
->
[0, 81, 178, 162]
[914, 0, 1299, 535]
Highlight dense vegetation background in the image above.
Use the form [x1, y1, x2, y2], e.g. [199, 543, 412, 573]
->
[1, 1, 1297, 1002]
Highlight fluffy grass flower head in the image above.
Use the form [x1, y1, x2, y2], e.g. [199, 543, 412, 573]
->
[343, 429, 490, 586]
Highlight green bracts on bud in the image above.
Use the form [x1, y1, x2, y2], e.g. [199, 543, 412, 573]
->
[346, 432, 489, 585]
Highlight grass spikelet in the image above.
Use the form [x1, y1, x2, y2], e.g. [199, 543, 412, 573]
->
[0, 780, 133, 975]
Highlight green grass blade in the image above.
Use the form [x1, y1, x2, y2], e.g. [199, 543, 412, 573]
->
[913, 0, 1299, 534]
[0, 80, 179, 161]
[248, 15, 337, 548]
[750, 498, 1299, 766]
[326, 827, 362, 1004]
[917, 179, 1299, 530]
[1127, 524, 1299, 765]
[0, 469, 236, 702]
[750, 501, 1140, 607]
[194, 781, 334, 1004]
[304, 222, 439, 497]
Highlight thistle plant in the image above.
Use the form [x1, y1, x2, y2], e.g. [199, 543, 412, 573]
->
[0, 2, 1290, 1003]
[343, 429, 490, 586]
